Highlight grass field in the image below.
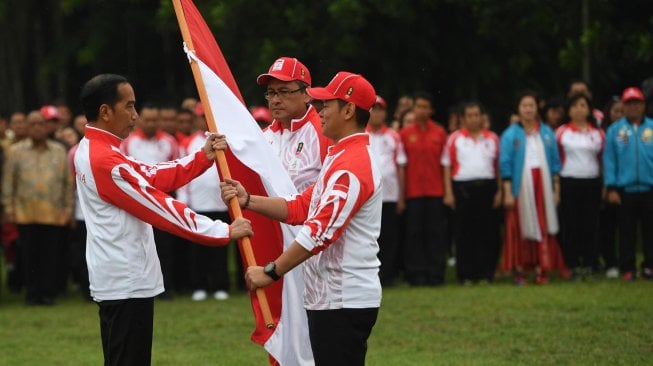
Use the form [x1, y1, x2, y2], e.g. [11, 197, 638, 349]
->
[0, 276, 651, 365]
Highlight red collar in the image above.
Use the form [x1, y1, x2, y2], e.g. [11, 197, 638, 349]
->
[84, 125, 122, 148]
[267, 104, 319, 133]
[328, 133, 369, 156]
[565, 121, 595, 132]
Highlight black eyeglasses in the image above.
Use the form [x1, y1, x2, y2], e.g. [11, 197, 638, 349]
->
[264, 87, 304, 100]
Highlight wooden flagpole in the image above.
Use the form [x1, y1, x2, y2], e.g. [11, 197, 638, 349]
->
[172, 0, 274, 329]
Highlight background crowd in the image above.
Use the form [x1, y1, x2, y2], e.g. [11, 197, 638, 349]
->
[0, 76, 651, 306]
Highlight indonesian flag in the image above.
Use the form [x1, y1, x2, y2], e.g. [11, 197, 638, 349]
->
[174, 1, 314, 365]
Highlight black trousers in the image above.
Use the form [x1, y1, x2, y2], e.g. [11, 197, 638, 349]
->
[559, 178, 602, 270]
[404, 197, 447, 285]
[618, 190, 653, 272]
[153, 228, 177, 295]
[71, 220, 90, 300]
[98, 297, 154, 366]
[599, 203, 619, 269]
[17, 224, 63, 303]
[190, 211, 230, 292]
[452, 179, 500, 282]
[378, 202, 400, 285]
[306, 308, 378, 366]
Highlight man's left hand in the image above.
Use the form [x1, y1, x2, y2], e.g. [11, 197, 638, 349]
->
[245, 266, 273, 291]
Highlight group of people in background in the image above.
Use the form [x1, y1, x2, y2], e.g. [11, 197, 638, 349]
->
[0, 72, 651, 311]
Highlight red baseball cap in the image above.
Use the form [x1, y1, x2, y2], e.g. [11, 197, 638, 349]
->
[375, 95, 387, 109]
[40, 105, 60, 120]
[306, 72, 376, 110]
[256, 57, 312, 86]
[621, 87, 645, 102]
[251, 106, 272, 123]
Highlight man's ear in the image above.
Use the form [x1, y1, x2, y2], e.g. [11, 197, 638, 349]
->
[343, 102, 356, 120]
[98, 104, 111, 122]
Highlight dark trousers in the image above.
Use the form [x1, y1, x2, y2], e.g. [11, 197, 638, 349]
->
[599, 203, 619, 269]
[190, 211, 230, 292]
[153, 228, 177, 295]
[618, 190, 653, 272]
[306, 308, 378, 366]
[71, 220, 90, 300]
[559, 178, 602, 270]
[17, 224, 63, 303]
[98, 297, 154, 366]
[378, 202, 400, 285]
[453, 179, 500, 282]
[404, 197, 447, 285]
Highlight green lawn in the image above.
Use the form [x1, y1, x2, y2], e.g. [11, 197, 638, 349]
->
[0, 278, 651, 365]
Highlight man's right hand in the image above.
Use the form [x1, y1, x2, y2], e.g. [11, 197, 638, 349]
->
[443, 193, 455, 209]
[229, 217, 253, 239]
[503, 191, 515, 209]
[220, 178, 248, 208]
[607, 190, 621, 205]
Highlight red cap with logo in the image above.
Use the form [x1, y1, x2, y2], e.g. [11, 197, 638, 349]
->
[306, 72, 376, 110]
[40, 105, 60, 120]
[621, 87, 645, 102]
[251, 106, 272, 123]
[257, 57, 312, 86]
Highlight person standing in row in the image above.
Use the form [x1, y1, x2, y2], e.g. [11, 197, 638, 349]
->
[603, 87, 653, 281]
[75, 74, 252, 365]
[400, 92, 448, 286]
[2, 110, 73, 305]
[500, 91, 565, 285]
[442, 102, 502, 284]
[227, 72, 382, 366]
[366, 95, 406, 286]
[556, 93, 605, 280]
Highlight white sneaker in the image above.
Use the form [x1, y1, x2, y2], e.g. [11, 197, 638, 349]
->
[214, 290, 229, 301]
[191, 289, 208, 301]
[605, 267, 619, 279]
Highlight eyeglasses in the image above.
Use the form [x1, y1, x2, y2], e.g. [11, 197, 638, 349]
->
[264, 87, 304, 100]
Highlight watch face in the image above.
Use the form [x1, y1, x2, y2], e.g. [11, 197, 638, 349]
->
[264, 262, 275, 272]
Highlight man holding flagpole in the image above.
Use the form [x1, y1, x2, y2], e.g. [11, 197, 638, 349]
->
[74, 73, 253, 366]
[222, 72, 382, 366]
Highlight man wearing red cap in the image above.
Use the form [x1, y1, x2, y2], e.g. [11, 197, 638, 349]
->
[222, 72, 382, 366]
[250, 105, 272, 129]
[604, 86, 653, 281]
[366, 95, 406, 286]
[257, 57, 331, 192]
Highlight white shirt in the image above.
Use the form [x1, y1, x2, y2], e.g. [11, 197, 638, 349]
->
[556, 123, 605, 178]
[262, 105, 331, 192]
[441, 129, 498, 181]
[285, 134, 382, 310]
[176, 131, 227, 212]
[525, 133, 542, 168]
[75, 127, 231, 301]
[367, 125, 407, 202]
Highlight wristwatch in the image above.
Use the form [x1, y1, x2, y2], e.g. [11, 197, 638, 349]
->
[263, 262, 281, 281]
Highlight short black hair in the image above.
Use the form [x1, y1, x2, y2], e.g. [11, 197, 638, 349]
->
[80, 74, 129, 122]
[413, 91, 434, 106]
[337, 100, 370, 127]
[515, 90, 540, 111]
[460, 101, 483, 116]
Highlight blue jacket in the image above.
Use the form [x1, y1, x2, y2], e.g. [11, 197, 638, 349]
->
[499, 122, 561, 197]
[603, 116, 653, 192]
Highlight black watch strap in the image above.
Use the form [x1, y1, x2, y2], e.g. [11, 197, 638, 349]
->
[264, 262, 281, 281]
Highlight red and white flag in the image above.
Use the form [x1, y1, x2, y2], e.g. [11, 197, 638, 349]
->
[174, 1, 314, 365]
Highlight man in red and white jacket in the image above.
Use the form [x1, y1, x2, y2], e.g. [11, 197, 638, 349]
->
[366, 95, 406, 286]
[75, 74, 252, 366]
[442, 102, 502, 284]
[223, 72, 382, 366]
[258, 56, 332, 192]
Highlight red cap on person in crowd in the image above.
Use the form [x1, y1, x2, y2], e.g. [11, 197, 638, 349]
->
[621, 87, 645, 102]
[40, 105, 60, 120]
[375, 95, 387, 109]
[306, 72, 377, 110]
[251, 106, 272, 123]
[195, 102, 204, 117]
[256, 57, 312, 86]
